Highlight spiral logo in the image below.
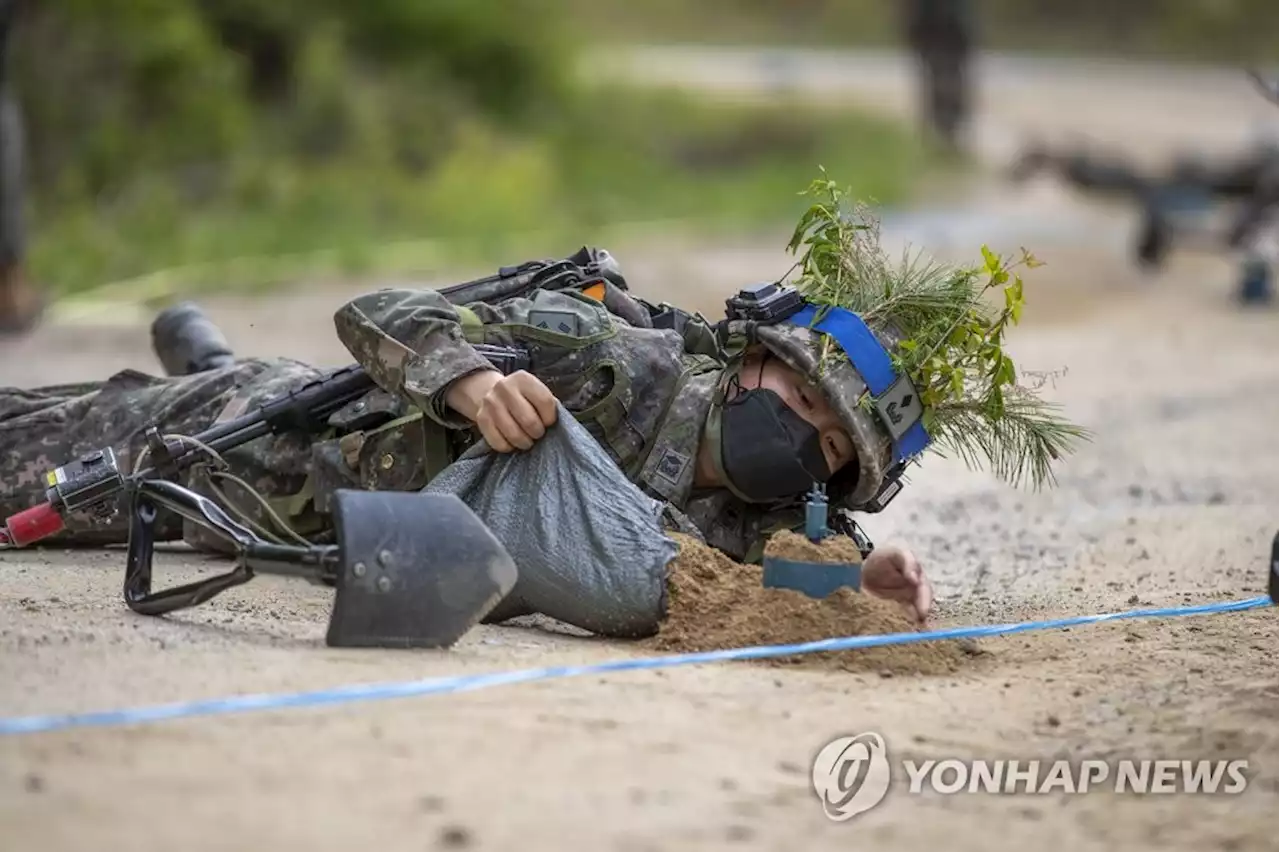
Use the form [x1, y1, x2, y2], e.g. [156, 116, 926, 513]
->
[811, 732, 892, 821]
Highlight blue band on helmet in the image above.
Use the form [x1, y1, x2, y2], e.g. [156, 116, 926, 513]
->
[787, 304, 931, 462]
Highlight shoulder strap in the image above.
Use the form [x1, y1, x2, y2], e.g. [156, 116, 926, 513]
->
[627, 354, 722, 484]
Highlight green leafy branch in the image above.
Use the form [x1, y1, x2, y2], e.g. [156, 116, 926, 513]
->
[784, 168, 1092, 490]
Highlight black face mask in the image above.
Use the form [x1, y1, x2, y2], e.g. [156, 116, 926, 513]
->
[719, 387, 832, 503]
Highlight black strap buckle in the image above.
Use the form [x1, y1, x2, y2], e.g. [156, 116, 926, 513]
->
[862, 460, 910, 514]
[829, 509, 875, 559]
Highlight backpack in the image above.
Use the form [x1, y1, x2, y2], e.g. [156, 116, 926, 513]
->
[437, 246, 724, 358]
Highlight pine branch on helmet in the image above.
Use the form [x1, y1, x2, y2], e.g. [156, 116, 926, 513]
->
[780, 171, 1091, 495]
[700, 170, 1093, 514]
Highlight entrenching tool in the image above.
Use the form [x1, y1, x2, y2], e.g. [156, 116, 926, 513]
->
[761, 484, 863, 599]
[123, 480, 516, 648]
[0, 364, 521, 649]
[3, 439, 518, 648]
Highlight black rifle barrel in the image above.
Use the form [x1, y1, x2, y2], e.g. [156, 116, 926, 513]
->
[136, 342, 529, 481]
[140, 364, 376, 478]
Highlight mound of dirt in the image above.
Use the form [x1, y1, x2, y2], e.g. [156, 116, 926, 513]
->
[649, 534, 969, 676]
[763, 529, 864, 565]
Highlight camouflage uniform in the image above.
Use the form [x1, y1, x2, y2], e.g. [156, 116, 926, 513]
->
[1, 284, 805, 561]
[330, 283, 787, 560]
[0, 358, 326, 546]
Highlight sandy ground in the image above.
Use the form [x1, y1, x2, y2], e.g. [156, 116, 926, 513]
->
[0, 50, 1277, 852]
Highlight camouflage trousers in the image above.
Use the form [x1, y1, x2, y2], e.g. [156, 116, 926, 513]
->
[0, 358, 330, 549]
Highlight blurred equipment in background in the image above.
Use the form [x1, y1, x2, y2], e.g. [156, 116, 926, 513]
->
[902, 0, 976, 154]
[1009, 70, 1278, 306]
[0, 0, 39, 336]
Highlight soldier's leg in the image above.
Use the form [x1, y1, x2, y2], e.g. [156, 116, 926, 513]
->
[917, 49, 948, 143]
[928, 47, 969, 151]
[0, 359, 323, 546]
[177, 359, 334, 554]
[2, 379, 124, 543]
[146, 303, 333, 552]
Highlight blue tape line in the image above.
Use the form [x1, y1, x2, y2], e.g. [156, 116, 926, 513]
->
[788, 304, 930, 461]
[0, 596, 1269, 737]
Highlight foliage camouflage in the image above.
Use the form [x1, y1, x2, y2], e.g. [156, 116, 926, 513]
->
[784, 170, 1092, 490]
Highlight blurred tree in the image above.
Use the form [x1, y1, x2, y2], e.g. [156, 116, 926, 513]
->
[196, 0, 302, 100]
[10, 0, 574, 200]
[982, 0, 1278, 59]
[329, 0, 571, 120]
[14, 0, 250, 198]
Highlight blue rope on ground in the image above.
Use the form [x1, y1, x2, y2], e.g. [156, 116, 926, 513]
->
[0, 595, 1270, 737]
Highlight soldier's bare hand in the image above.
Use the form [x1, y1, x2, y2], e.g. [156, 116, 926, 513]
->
[861, 546, 934, 626]
[448, 369, 558, 452]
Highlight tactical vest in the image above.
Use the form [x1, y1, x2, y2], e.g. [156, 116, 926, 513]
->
[262, 257, 726, 541]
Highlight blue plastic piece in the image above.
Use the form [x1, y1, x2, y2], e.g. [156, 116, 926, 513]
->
[766, 482, 858, 597]
[803, 483, 829, 542]
[762, 557, 862, 598]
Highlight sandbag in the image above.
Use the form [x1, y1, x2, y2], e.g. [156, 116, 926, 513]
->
[424, 404, 677, 638]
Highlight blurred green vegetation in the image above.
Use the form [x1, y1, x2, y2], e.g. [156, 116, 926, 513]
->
[14, 1, 933, 300]
[566, 0, 1278, 63]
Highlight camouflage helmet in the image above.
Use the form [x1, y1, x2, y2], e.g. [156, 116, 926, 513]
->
[715, 302, 930, 511]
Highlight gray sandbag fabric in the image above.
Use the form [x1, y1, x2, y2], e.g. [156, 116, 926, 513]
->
[424, 403, 677, 638]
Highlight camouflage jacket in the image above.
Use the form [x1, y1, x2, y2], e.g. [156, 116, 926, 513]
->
[307, 283, 810, 563]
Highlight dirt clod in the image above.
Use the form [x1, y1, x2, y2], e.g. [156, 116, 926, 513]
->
[649, 534, 969, 675]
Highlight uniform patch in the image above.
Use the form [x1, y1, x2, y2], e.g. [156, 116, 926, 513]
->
[653, 447, 691, 486]
[873, 375, 924, 441]
[527, 309, 580, 337]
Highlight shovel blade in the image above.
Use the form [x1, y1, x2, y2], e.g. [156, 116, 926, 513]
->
[326, 489, 518, 648]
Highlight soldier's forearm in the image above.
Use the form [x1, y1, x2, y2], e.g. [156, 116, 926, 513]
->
[332, 288, 496, 426]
